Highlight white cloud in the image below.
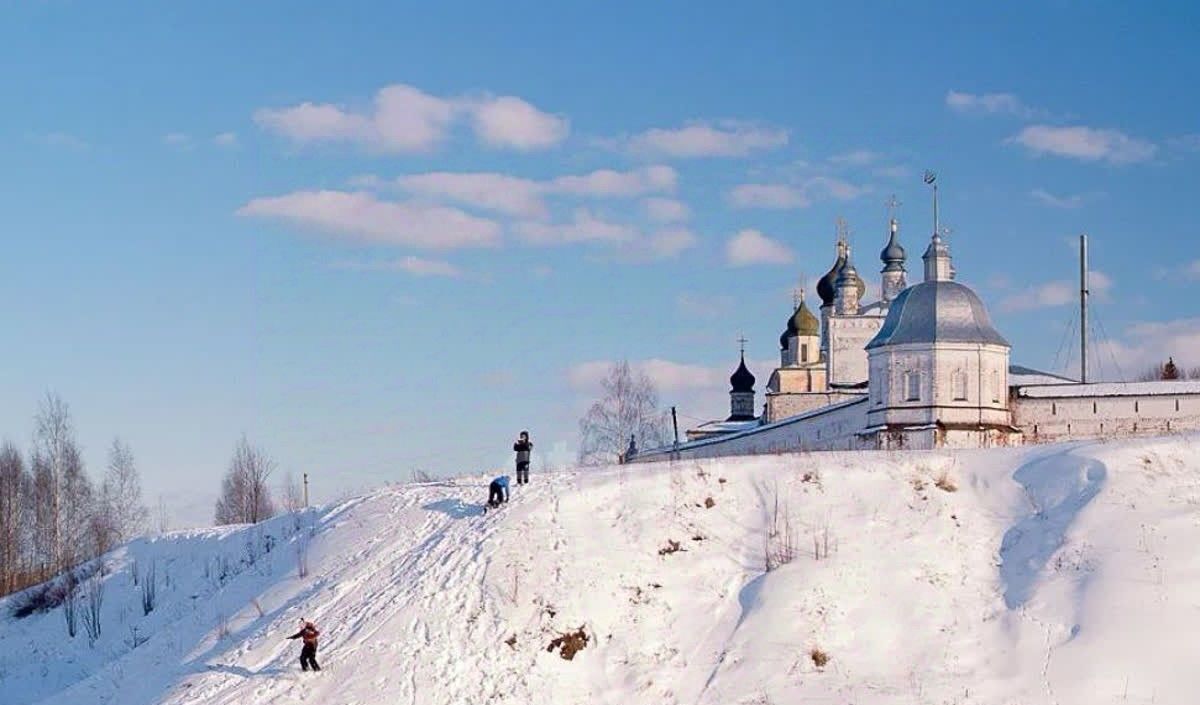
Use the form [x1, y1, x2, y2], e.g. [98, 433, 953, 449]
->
[872, 164, 910, 180]
[728, 176, 866, 209]
[642, 227, 698, 259]
[999, 270, 1113, 312]
[1093, 317, 1200, 377]
[213, 132, 238, 147]
[163, 132, 193, 149]
[467, 95, 568, 150]
[391, 166, 676, 217]
[1031, 188, 1085, 209]
[515, 209, 635, 245]
[254, 83, 567, 153]
[548, 165, 677, 197]
[945, 90, 1036, 117]
[1009, 125, 1157, 164]
[333, 256, 462, 278]
[397, 172, 545, 218]
[236, 190, 501, 249]
[643, 197, 690, 223]
[619, 120, 788, 158]
[828, 149, 880, 166]
[726, 229, 793, 266]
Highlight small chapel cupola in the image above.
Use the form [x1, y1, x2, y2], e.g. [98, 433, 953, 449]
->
[880, 195, 907, 303]
[835, 247, 863, 315]
[922, 232, 954, 282]
[779, 290, 820, 366]
[728, 339, 757, 421]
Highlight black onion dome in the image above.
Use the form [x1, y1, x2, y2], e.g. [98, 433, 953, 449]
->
[817, 248, 846, 306]
[730, 355, 756, 392]
[881, 225, 906, 272]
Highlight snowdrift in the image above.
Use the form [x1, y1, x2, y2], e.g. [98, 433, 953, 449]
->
[3, 435, 1199, 705]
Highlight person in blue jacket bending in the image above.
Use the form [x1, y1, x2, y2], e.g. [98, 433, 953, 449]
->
[486, 475, 510, 510]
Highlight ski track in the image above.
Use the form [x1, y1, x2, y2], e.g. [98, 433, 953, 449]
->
[166, 480, 535, 705]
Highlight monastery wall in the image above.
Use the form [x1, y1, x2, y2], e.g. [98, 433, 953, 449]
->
[632, 396, 870, 462]
[1012, 383, 1200, 442]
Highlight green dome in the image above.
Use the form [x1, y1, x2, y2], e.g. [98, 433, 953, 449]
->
[787, 298, 820, 337]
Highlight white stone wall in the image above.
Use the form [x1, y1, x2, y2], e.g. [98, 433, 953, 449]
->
[867, 342, 1010, 429]
[764, 389, 862, 423]
[827, 314, 885, 386]
[632, 397, 871, 462]
[1012, 390, 1200, 442]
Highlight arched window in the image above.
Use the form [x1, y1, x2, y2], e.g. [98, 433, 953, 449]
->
[801, 343, 809, 363]
[953, 370, 968, 401]
[905, 371, 921, 401]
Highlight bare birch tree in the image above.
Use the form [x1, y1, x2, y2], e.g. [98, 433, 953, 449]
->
[0, 442, 28, 593]
[98, 438, 148, 548]
[578, 361, 669, 465]
[215, 436, 276, 525]
[33, 393, 75, 573]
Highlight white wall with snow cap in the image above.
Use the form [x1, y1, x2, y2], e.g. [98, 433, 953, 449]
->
[1013, 382, 1200, 442]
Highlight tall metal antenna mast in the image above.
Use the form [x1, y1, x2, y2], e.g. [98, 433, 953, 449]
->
[1080, 234, 1089, 383]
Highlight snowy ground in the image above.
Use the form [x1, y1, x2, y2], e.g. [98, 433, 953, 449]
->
[3, 435, 1200, 705]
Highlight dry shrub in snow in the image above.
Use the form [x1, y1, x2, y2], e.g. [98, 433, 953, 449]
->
[547, 627, 589, 660]
[658, 539, 683, 556]
[935, 473, 958, 493]
[810, 647, 829, 669]
[704, 496, 715, 508]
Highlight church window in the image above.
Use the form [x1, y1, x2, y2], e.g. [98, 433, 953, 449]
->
[990, 370, 1001, 403]
[1093, 401, 1098, 414]
[1052, 402, 1057, 416]
[1176, 399, 1181, 412]
[1135, 400, 1140, 413]
[905, 371, 921, 401]
[953, 370, 968, 401]
[801, 343, 809, 363]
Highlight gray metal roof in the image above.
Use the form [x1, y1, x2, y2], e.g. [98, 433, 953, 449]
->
[865, 280, 1009, 349]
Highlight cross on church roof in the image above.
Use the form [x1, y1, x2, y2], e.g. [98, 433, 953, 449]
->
[835, 216, 850, 246]
[737, 335, 748, 355]
[885, 194, 902, 221]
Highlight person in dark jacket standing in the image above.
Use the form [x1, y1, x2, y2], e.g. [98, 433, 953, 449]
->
[513, 430, 533, 485]
[287, 619, 321, 672]
[485, 474, 510, 511]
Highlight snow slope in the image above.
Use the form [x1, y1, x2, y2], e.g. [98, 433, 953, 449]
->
[3, 435, 1200, 705]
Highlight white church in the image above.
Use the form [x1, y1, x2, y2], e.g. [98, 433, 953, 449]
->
[632, 185, 1200, 462]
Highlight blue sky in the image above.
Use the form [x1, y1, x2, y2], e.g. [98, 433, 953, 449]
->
[2, 2, 1198, 526]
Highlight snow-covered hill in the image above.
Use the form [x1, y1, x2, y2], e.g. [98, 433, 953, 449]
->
[4, 436, 1199, 705]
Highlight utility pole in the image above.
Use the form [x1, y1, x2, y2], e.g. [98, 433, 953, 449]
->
[1080, 234, 1089, 384]
[302, 472, 309, 508]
